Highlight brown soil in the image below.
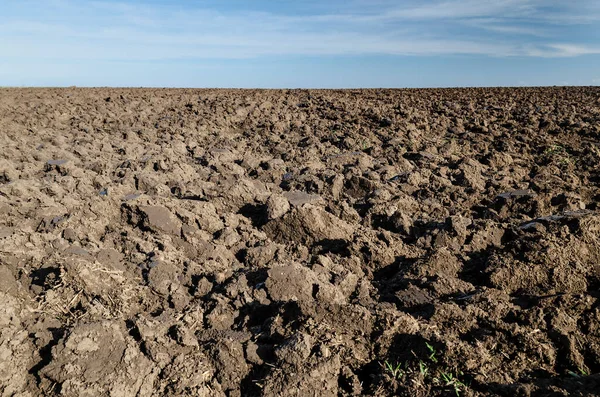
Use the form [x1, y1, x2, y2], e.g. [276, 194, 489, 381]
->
[1, 87, 600, 397]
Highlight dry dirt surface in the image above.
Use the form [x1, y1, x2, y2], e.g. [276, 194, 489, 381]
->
[1, 87, 600, 397]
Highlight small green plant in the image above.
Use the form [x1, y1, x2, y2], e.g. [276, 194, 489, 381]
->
[422, 343, 468, 396]
[436, 371, 467, 396]
[391, 343, 470, 395]
[359, 139, 371, 151]
[544, 144, 565, 156]
[568, 367, 589, 378]
[383, 360, 404, 380]
[543, 144, 574, 166]
[426, 342, 438, 363]
[419, 360, 429, 377]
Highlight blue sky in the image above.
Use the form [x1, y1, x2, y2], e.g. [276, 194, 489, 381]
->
[2, 0, 600, 87]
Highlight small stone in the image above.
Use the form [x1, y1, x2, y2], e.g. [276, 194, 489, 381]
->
[122, 193, 141, 201]
[519, 221, 546, 233]
[283, 191, 322, 207]
[64, 246, 92, 258]
[497, 189, 536, 199]
[47, 159, 68, 166]
[266, 194, 290, 220]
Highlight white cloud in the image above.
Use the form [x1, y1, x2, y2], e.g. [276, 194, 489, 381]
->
[311, 0, 598, 24]
[462, 18, 549, 37]
[1, 0, 598, 61]
[536, 44, 600, 57]
[381, 0, 535, 20]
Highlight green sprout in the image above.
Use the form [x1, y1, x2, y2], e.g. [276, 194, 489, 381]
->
[567, 367, 589, 378]
[436, 371, 467, 396]
[543, 144, 574, 166]
[419, 360, 429, 377]
[383, 360, 404, 380]
[426, 342, 438, 363]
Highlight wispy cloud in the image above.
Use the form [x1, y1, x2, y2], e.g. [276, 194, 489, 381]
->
[543, 44, 600, 57]
[462, 18, 549, 37]
[375, 0, 536, 20]
[1, 0, 599, 62]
